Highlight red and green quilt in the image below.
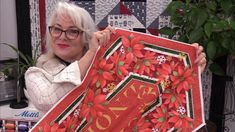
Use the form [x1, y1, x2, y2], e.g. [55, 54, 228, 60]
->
[31, 28, 205, 132]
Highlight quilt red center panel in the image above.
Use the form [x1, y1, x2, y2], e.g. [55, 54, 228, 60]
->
[31, 29, 205, 132]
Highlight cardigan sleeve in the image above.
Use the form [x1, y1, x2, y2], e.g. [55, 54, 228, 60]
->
[24, 61, 81, 112]
[53, 61, 82, 85]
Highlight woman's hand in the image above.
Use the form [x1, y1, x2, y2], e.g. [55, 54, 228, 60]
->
[192, 43, 207, 73]
[89, 25, 116, 52]
[79, 26, 116, 79]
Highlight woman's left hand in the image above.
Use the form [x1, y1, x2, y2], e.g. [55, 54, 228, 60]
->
[192, 43, 207, 73]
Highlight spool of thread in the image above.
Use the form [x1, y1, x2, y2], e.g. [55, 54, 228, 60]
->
[18, 122, 29, 131]
[5, 121, 15, 130]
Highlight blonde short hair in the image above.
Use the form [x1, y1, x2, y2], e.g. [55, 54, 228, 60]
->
[37, 2, 97, 67]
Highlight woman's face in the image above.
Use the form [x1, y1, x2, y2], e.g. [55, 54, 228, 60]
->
[50, 15, 85, 62]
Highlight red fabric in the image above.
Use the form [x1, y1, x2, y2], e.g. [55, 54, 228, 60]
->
[31, 29, 205, 132]
[120, 3, 132, 15]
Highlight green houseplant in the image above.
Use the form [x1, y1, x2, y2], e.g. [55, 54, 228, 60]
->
[0, 43, 40, 108]
[159, 0, 235, 75]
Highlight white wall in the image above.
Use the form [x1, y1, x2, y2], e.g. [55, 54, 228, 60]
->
[0, 0, 18, 61]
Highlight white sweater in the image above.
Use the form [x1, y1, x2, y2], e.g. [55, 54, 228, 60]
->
[24, 58, 81, 112]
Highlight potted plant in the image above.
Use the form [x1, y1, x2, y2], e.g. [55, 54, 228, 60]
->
[159, 0, 235, 76]
[0, 43, 40, 108]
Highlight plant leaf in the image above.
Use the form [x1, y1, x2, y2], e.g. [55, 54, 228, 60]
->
[189, 27, 204, 43]
[159, 27, 176, 39]
[220, 0, 233, 15]
[221, 38, 231, 50]
[178, 35, 188, 42]
[206, 1, 217, 12]
[185, 0, 190, 5]
[206, 41, 217, 59]
[230, 21, 235, 30]
[166, 1, 184, 16]
[209, 63, 225, 76]
[204, 22, 213, 38]
[33, 42, 41, 61]
[0, 43, 30, 65]
[213, 21, 229, 31]
[195, 9, 208, 29]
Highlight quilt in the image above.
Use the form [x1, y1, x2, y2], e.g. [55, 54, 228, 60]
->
[31, 28, 205, 132]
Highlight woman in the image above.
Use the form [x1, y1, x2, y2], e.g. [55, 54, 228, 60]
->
[24, 2, 206, 112]
[25, 2, 115, 112]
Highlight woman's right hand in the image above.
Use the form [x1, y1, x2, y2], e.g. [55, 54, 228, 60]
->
[89, 25, 116, 52]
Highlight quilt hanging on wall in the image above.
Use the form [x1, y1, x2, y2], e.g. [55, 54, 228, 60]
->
[31, 28, 205, 132]
[35, 0, 172, 52]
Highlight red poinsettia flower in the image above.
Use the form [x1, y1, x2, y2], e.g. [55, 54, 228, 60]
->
[90, 58, 114, 88]
[134, 51, 158, 75]
[156, 61, 179, 84]
[39, 122, 65, 132]
[150, 105, 170, 132]
[62, 115, 78, 132]
[80, 89, 107, 122]
[170, 66, 194, 93]
[162, 89, 186, 109]
[168, 110, 193, 131]
[124, 117, 152, 132]
[121, 34, 145, 62]
[110, 51, 130, 79]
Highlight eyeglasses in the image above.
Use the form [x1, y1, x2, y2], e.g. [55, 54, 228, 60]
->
[48, 26, 82, 40]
